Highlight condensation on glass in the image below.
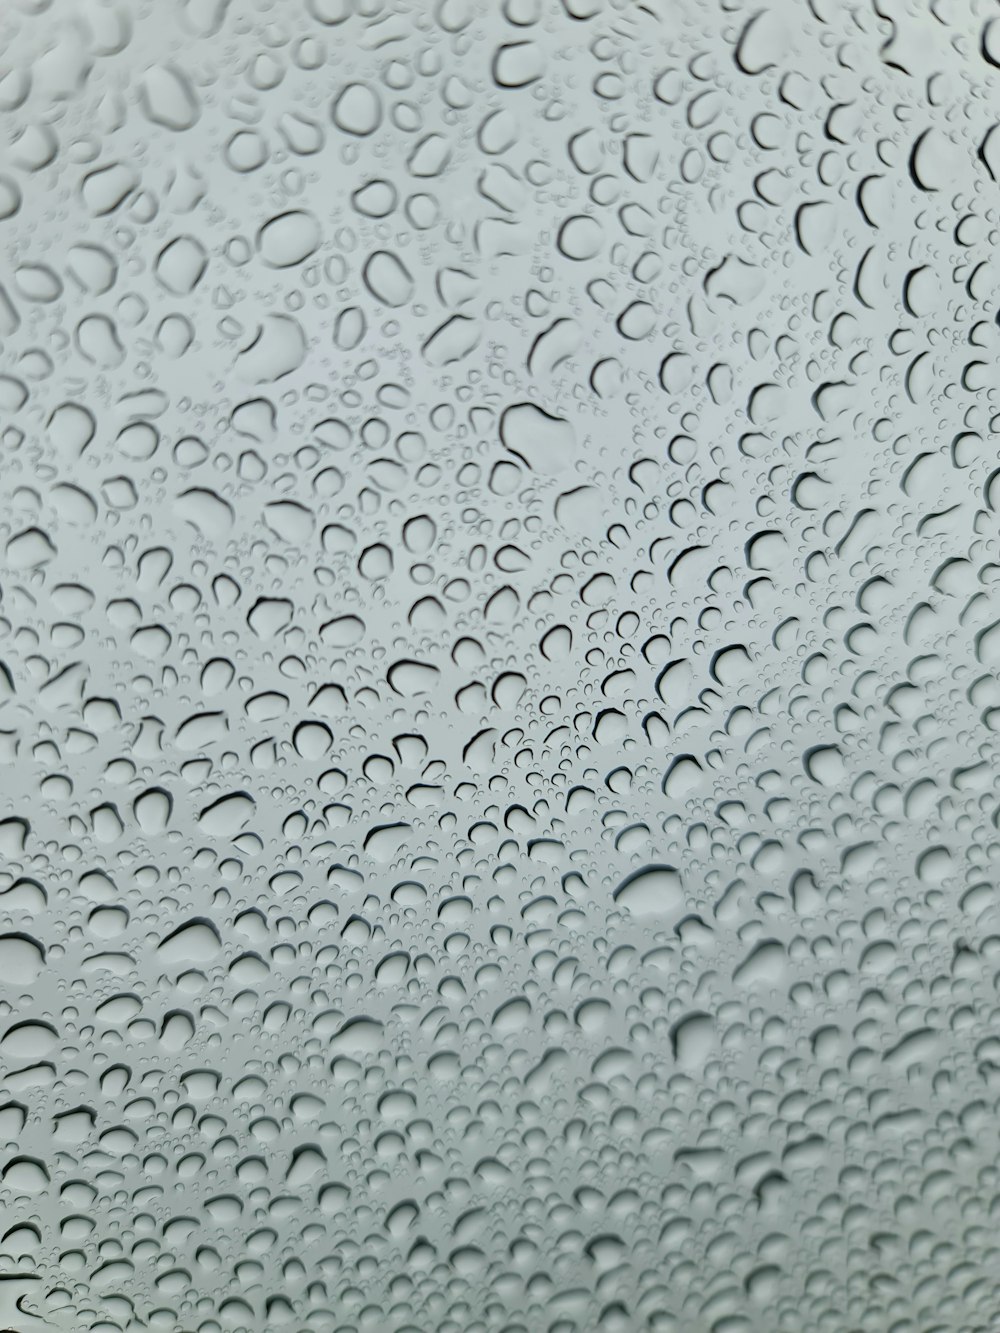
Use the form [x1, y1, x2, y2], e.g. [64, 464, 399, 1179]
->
[0, 0, 995, 1330]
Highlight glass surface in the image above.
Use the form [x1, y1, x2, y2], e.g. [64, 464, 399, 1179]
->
[0, 1, 996, 1331]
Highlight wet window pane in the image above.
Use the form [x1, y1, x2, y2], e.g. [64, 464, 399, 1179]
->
[0, 2, 994, 1331]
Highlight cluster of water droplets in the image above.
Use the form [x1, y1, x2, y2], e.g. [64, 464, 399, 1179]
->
[2, 0, 1000, 1330]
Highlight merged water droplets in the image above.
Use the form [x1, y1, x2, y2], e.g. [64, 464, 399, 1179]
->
[1, 0, 999, 1331]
